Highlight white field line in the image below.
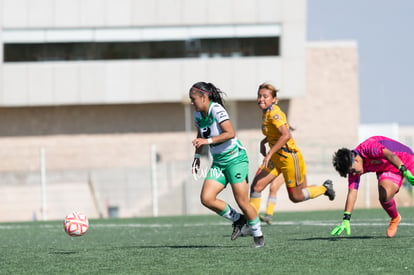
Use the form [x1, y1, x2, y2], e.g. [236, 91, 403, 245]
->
[1, 219, 414, 230]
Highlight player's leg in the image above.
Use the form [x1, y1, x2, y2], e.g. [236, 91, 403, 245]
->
[260, 174, 284, 224]
[283, 151, 334, 202]
[200, 168, 242, 223]
[229, 160, 264, 247]
[378, 172, 402, 237]
[232, 180, 264, 247]
[250, 168, 276, 213]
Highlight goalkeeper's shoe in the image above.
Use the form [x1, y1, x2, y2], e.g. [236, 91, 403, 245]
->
[387, 214, 401, 238]
[259, 214, 273, 225]
[231, 215, 246, 240]
[323, 180, 335, 201]
[253, 235, 265, 248]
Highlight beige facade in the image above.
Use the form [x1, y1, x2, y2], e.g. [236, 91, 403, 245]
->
[0, 41, 374, 222]
[0, 0, 306, 104]
[2, 1, 412, 222]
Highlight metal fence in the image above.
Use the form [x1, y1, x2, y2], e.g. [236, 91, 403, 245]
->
[1, 137, 414, 223]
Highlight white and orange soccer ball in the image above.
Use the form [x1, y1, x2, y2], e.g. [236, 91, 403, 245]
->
[63, 212, 89, 237]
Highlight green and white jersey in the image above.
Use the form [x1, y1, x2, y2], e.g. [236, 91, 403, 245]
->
[194, 102, 245, 163]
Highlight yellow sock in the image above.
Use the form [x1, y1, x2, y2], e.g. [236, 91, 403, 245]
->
[265, 196, 277, 216]
[307, 185, 326, 199]
[265, 203, 275, 216]
[249, 192, 262, 213]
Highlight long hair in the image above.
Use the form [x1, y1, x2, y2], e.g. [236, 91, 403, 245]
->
[190, 82, 226, 108]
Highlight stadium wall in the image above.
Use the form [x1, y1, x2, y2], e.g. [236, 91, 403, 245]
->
[4, 41, 410, 223]
[0, 0, 306, 104]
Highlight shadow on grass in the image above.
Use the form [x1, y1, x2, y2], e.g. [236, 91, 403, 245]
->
[48, 250, 79, 255]
[293, 236, 388, 241]
[116, 244, 242, 249]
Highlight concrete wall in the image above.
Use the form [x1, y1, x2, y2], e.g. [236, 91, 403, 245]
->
[0, 41, 374, 222]
[290, 41, 360, 149]
[0, 0, 306, 105]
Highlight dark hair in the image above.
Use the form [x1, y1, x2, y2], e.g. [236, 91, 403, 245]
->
[332, 148, 354, 177]
[190, 82, 226, 108]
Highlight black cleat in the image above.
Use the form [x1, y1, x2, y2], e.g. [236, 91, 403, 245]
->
[323, 179, 335, 201]
[253, 235, 265, 248]
[231, 215, 246, 240]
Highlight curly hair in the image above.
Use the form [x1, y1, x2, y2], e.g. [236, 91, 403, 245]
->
[332, 148, 354, 177]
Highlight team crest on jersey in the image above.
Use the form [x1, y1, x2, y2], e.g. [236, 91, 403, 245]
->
[196, 115, 215, 128]
[272, 114, 280, 120]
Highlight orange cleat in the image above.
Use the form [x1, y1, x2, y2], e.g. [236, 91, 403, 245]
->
[387, 214, 401, 238]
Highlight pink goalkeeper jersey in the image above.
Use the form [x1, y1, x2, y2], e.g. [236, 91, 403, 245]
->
[348, 136, 414, 189]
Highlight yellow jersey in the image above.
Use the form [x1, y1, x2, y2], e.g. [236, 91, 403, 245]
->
[261, 104, 299, 152]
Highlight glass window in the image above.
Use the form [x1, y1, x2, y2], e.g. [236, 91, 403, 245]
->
[3, 37, 279, 62]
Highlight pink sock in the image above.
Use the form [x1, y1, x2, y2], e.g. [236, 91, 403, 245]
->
[380, 198, 399, 219]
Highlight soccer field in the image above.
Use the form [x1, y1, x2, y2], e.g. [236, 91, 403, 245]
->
[1, 207, 414, 274]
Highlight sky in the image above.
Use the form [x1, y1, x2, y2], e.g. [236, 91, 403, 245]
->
[307, 0, 414, 125]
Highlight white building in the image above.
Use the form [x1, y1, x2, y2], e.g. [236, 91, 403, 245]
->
[0, 0, 305, 105]
[0, 0, 367, 221]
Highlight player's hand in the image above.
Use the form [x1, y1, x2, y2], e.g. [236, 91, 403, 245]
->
[404, 170, 414, 184]
[192, 138, 210, 148]
[192, 158, 200, 174]
[261, 154, 272, 170]
[399, 165, 414, 185]
[330, 220, 351, 236]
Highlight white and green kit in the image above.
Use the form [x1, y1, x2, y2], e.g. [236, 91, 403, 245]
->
[194, 102, 249, 186]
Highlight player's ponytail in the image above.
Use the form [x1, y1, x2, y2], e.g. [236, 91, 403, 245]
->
[191, 82, 226, 108]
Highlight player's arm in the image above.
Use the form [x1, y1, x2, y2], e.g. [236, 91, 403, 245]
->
[344, 188, 358, 213]
[383, 148, 403, 168]
[260, 137, 268, 157]
[383, 148, 414, 184]
[331, 188, 358, 236]
[213, 119, 235, 143]
[262, 124, 290, 168]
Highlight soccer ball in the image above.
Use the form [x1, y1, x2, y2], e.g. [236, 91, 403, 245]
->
[63, 212, 89, 237]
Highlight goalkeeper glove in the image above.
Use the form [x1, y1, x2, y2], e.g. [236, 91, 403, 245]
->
[330, 212, 351, 236]
[399, 164, 414, 185]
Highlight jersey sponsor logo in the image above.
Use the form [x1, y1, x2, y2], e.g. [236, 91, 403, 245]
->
[201, 127, 211, 139]
[217, 110, 227, 119]
[210, 167, 225, 178]
[192, 167, 224, 181]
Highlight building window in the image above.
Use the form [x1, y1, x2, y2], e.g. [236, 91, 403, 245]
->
[4, 37, 279, 62]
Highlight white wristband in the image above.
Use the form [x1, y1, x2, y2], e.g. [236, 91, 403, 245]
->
[194, 153, 201, 159]
[207, 138, 213, 144]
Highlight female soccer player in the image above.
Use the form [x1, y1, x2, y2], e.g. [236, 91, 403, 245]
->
[331, 136, 414, 237]
[189, 81, 264, 247]
[249, 83, 335, 213]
